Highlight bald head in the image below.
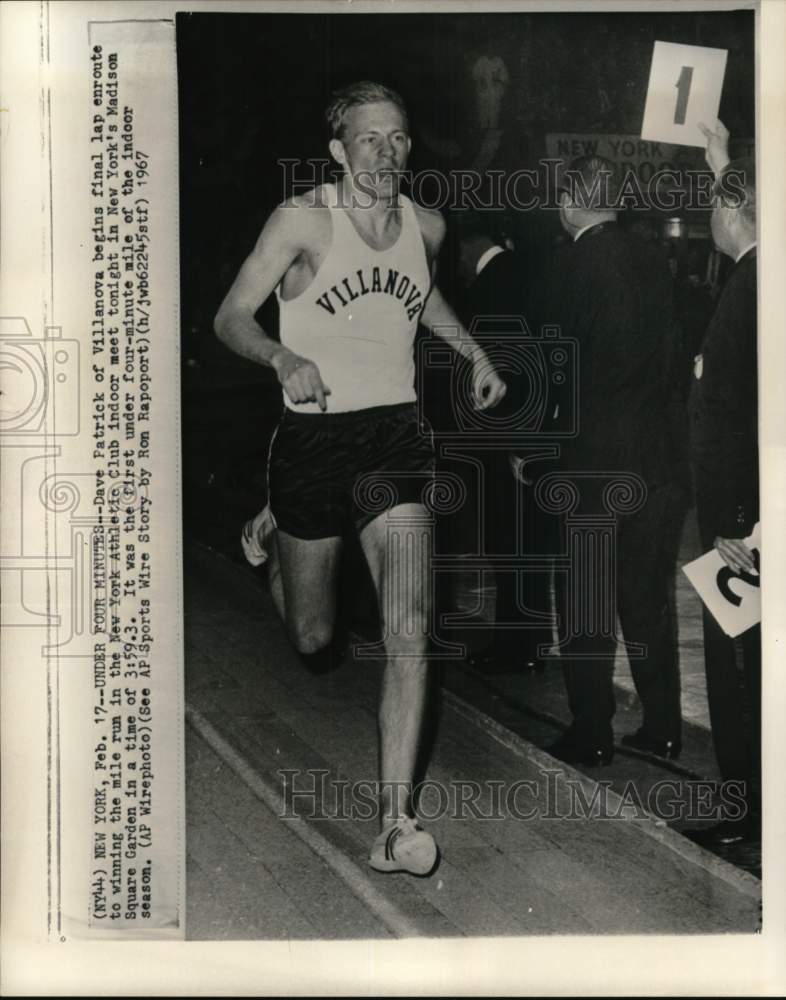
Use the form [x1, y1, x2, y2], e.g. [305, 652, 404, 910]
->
[558, 155, 619, 238]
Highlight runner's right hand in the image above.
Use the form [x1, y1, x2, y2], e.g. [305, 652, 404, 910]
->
[272, 349, 332, 411]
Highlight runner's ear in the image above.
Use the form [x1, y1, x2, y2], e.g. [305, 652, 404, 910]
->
[329, 138, 347, 168]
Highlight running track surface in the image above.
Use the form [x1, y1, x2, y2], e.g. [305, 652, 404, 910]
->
[184, 545, 760, 940]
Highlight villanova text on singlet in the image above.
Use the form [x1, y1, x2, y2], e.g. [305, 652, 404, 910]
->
[275, 183, 432, 413]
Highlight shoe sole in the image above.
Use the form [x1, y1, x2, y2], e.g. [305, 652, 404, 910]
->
[368, 846, 440, 877]
[368, 826, 439, 876]
[240, 509, 275, 567]
[240, 531, 267, 567]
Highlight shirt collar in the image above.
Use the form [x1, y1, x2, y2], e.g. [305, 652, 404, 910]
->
[573, 220, 617, 243]
[572, 222, 597, 243]
[735, 240, 757, 263]
[476, 244, 506, 276]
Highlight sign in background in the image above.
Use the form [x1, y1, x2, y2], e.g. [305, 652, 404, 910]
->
[544, 133, 753, 211]
[683, 524, 761, 638]
[545, 132, 705, 184]
[641, 41, 728, 148]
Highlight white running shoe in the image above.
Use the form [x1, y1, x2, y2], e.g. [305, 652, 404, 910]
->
[240, 505, 276, 567]
[368, 818, 439, 876]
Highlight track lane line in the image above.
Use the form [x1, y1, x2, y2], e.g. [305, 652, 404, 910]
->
[186, 703, 425, 939]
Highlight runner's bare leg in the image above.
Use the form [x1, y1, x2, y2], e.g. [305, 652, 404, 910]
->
[275, 530, 343, 653]
[359, 504, 431, 828]
[265, 532, 286, 621]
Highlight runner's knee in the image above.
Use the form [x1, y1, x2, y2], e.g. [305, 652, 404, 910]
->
[289, 620, 334, 656]
[384, 631, 429, 660]
[380, 593, 430, 650]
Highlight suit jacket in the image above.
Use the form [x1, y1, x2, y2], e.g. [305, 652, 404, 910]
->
[463, 249, 532, 328]
[538, 222, 687, 489]
[462, 248, 540, 423]
[689, 248, 758, 537]
[460, 247, 556, 558]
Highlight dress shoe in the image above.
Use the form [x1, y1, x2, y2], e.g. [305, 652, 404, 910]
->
[721, 838, 762, 881]
[547, 733, 614, 767]
[466, 649, 513, 675]
[621, 728, 682, 760]
[684, 821, 762, 879]
[467, 650, 541, 676]
[465, 648, 495, 670]
[684, 818, 758, 848]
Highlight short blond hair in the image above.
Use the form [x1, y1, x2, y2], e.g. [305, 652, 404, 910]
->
[325, 81, 409, 140]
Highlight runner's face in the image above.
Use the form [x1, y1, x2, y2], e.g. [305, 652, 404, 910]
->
[335, 101, 411, 193]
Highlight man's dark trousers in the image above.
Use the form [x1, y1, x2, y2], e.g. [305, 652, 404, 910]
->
[538, 223, 689, 752]
[696, 516, 761, 824]
[555, 481, 684, 750]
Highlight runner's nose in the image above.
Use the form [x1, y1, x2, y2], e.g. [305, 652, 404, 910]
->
[379, 135, 396, 159]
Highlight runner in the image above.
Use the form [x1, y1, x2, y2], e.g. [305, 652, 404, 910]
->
[215, 81, 506, 875]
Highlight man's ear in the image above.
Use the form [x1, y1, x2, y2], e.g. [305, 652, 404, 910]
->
[329, 138, 346, 167]
[729, 204, 747, 237]
[558, 190, 574, 221]
[714, 201, 734, 234]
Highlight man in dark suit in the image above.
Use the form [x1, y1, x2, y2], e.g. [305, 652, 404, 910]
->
[688, 124, 760, 855]
[540, 156, 688, 766]
[454, 215, 555, 672]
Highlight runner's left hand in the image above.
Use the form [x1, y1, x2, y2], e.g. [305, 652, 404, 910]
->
[509, 453, 533, 486]
[472, 355, 507, 410]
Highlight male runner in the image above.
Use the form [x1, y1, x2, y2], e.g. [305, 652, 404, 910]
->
[215, 81, 506, 875]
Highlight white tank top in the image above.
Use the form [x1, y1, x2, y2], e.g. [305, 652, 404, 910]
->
[276, 184, 431, 413]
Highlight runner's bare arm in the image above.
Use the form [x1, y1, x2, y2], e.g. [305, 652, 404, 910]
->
[214, 202, 332, 410]
[215, 203, 300, 365]
[416, 205, 491, 359]
[415, 207, 507, 410]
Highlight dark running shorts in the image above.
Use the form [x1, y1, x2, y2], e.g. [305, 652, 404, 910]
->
[268, 402, 436, 540]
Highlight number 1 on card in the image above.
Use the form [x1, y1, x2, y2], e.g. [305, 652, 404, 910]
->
[641, 41, 727, 147]
[674, 66, 693, 125]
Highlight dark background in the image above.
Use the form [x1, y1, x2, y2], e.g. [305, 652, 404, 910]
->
[176, 8, 754, 545]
